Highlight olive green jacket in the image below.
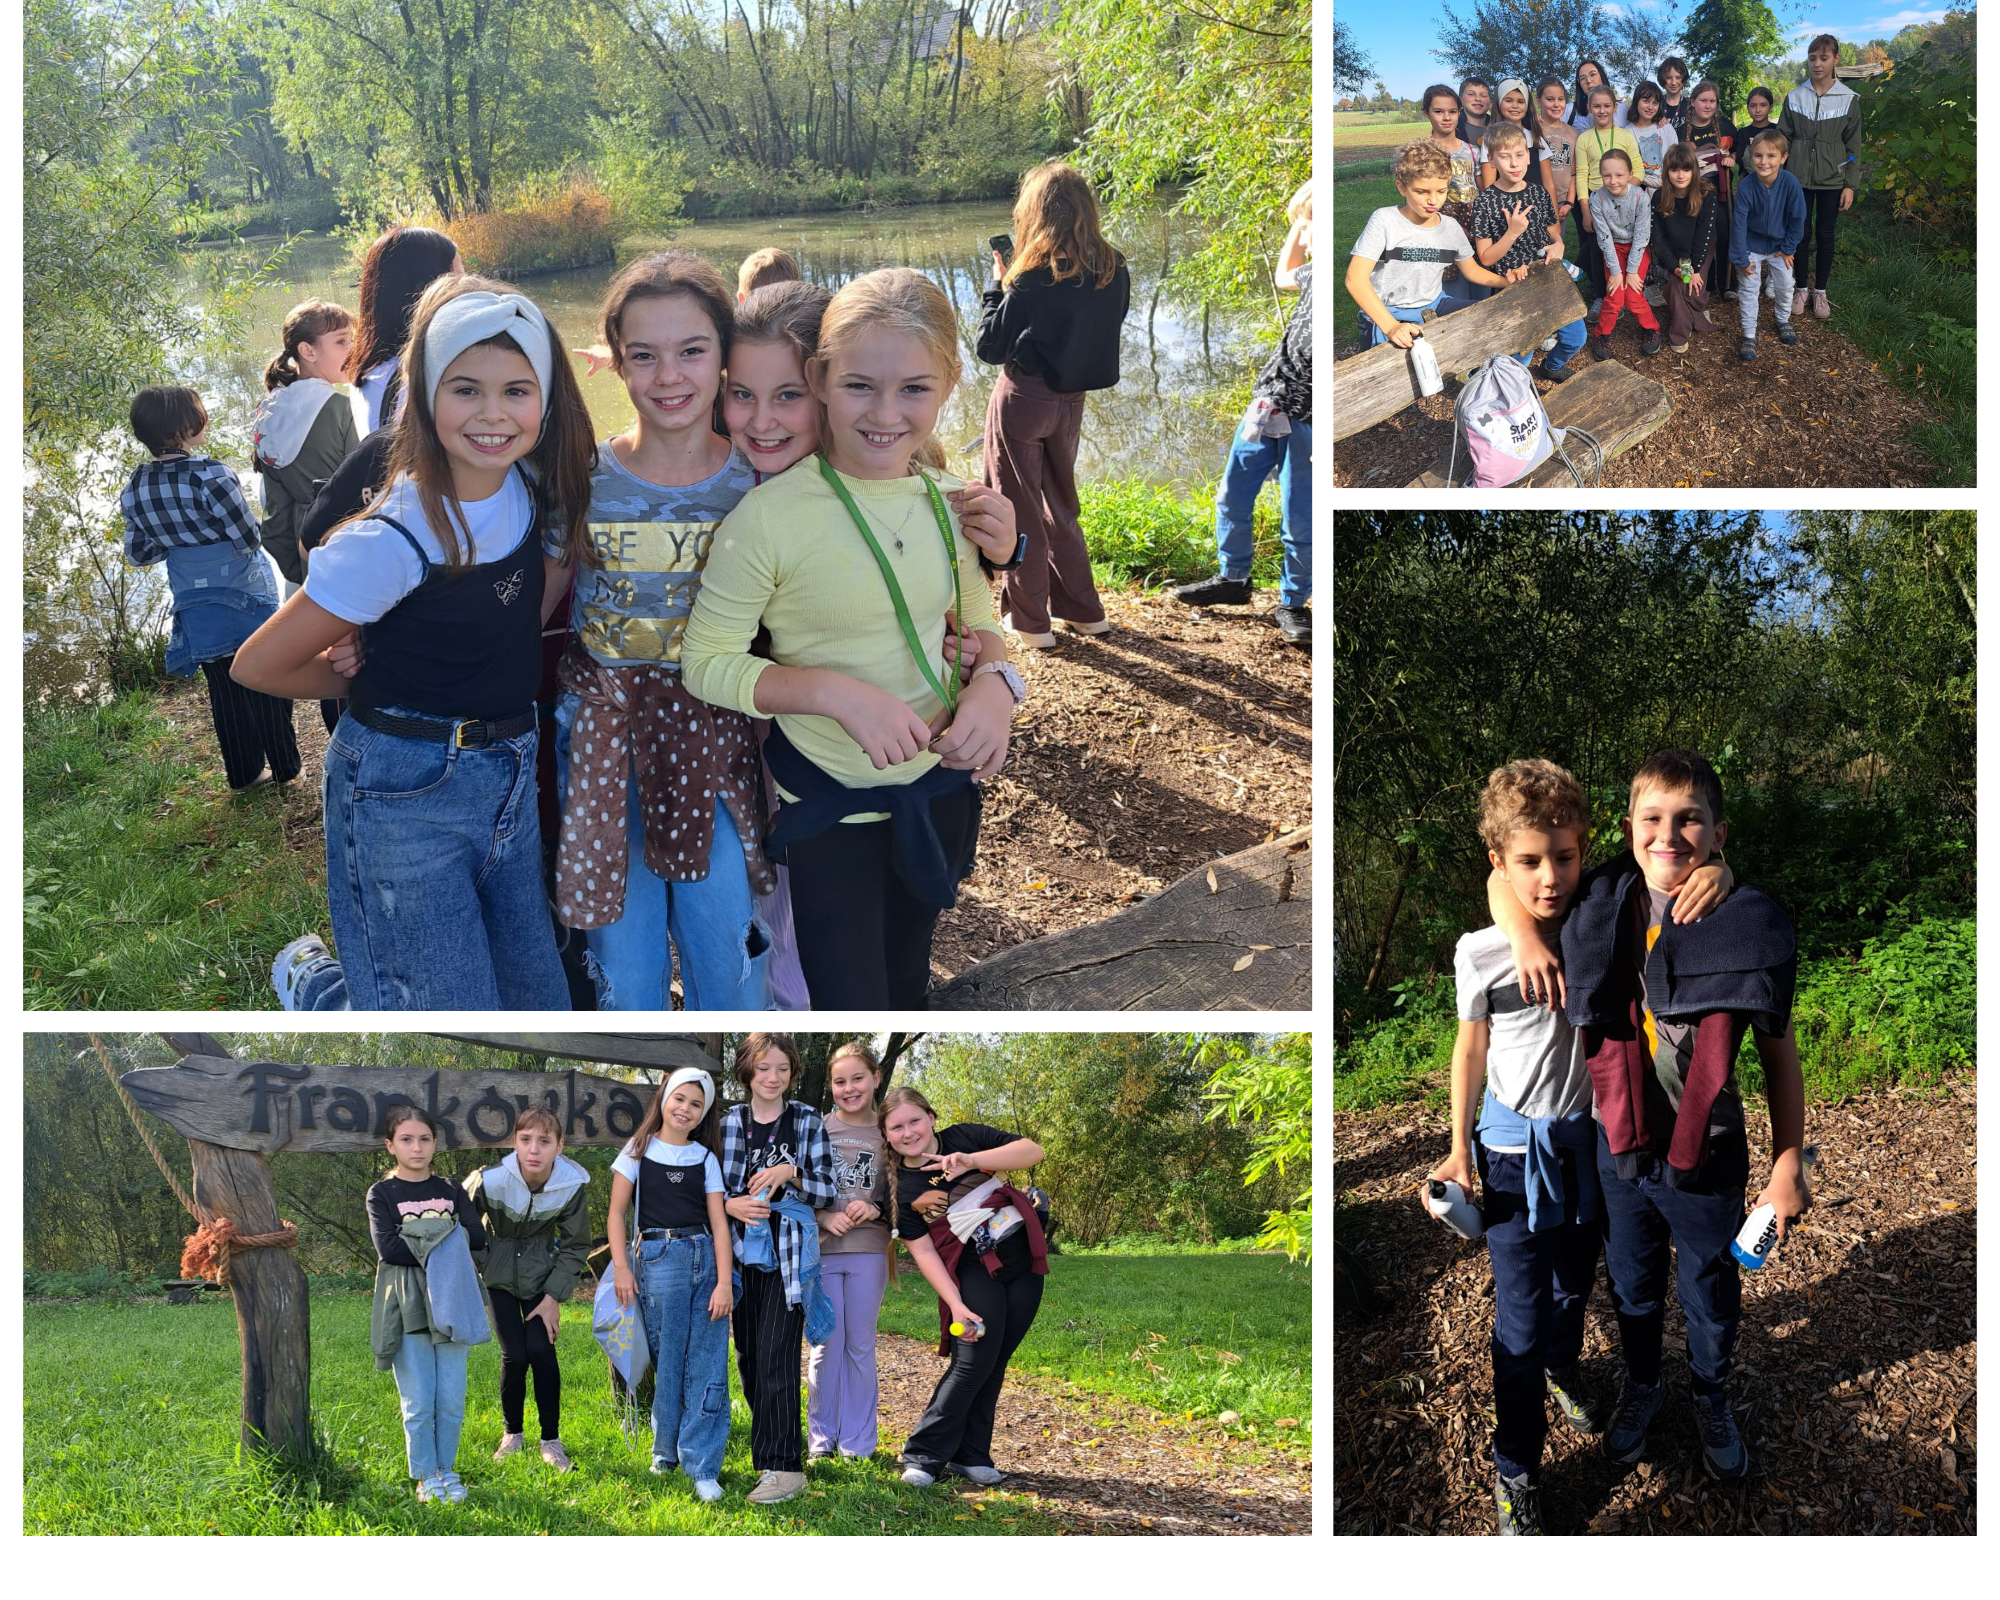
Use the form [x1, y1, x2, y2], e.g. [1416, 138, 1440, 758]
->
[463, 1153, 592, 1306]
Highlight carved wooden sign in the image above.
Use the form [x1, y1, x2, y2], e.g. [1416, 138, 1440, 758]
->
[120, 1054, 653, 1155]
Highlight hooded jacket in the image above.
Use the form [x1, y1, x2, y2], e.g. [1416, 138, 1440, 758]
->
[463, 1151, 592, 1305]
[1778, 78, 1864, 191]
[252, 380, 360, 584]
[1563, 852, 1797, 1183]
[370, 1212, 493, 1366]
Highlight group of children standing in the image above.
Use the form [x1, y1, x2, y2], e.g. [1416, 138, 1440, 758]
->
[370, 1033, 1048, 1508]
[1345, 38, 1863, 375]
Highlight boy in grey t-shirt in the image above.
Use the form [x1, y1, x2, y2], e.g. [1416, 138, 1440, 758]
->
[1427, 759, 1605, 1534]
[1346, 139, 1509, 349]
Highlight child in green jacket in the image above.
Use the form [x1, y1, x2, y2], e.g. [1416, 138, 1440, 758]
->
[464, 1107, 592, 1472]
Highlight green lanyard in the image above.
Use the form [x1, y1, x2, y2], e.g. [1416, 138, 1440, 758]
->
[817, 454, 966, 717]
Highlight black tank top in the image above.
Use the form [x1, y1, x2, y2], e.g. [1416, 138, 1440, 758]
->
[349, 470, 545, 722]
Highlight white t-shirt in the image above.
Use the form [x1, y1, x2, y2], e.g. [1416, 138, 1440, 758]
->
[357, 357, 400, 435]
[1350, 206, 1475, 309]
[304, 471, 536, 626]
[612, 1136, 725, 1191]
[1571, 101, 1630, 130]
[1454, 924, 1590, 1137]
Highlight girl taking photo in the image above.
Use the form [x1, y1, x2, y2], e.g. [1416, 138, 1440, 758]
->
[882, 1086, 1048, 1488]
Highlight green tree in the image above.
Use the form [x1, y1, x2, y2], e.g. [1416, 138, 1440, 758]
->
[1681, 0, 1786, 110]
[1051, 0, 1309, 309]
[1193, 1033, 1311, 1261]
[1433, 0, 1684, 96]
[1333, 16, 1375, 95]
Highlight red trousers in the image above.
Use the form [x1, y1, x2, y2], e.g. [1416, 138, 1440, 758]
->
[1596, 244, 1660, 335]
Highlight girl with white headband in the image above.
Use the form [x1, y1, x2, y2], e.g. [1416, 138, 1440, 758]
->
[234, 273, 598, 1010]
[607, 1065, 734, 1503]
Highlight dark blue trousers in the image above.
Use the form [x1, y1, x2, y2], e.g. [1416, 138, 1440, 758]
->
[1595, 1120, 1746, 1397]
[1480, 1146, 1601, 1480]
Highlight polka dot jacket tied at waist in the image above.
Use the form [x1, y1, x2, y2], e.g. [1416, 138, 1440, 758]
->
[555, 648, 775, 927]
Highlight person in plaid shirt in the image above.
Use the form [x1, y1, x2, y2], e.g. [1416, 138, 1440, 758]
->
[121, 385, 299, 790]
[719, 1032, 836, 1505]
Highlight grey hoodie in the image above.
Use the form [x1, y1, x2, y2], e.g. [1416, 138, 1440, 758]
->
[1592, 184, 1653, 266]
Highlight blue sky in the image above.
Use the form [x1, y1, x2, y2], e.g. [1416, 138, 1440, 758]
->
[1340, 3, 1955, 99]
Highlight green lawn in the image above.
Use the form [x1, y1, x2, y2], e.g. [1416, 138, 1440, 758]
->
[24, 1252, 1310, 1534]
[1332, 172, 1401, 349]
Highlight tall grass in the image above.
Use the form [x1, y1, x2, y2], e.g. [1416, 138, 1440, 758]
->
[1077, 476, 1284, 590]
[416, 178, 618, 278]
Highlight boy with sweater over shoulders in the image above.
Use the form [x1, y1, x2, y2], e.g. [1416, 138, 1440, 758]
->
[1732, 133, 1807, 361]
[1779, 36, 1863, 319]
[1469, 122, 1587, 384]
[1430, 761, 1608, 1535]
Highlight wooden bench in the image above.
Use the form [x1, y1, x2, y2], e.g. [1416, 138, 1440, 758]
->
[1332, 262, 1673, 482]
[931, 828, 1310, 1011]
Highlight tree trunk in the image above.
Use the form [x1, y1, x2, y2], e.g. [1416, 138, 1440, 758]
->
[159, 1032, 312, 1460]
[1361, 853, 1415, 993]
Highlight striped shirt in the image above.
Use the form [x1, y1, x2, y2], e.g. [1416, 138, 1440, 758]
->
[121, 455, 264, 567]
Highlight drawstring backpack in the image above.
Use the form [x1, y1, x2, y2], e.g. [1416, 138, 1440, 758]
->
[1447, 354, 1605, 487]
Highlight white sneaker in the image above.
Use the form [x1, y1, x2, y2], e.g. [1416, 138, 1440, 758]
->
[693, 1478, 723, 1502]
[271, 934, 337, 1011]
[540, 1438, 573, 1473]
[1791, 287, 1809, 318]
[493, 1431, 526, 1460]
[1057, 617, 1111, 636]
[900, 1465, 937, 1487]
[948, 1462, 1006, 1485]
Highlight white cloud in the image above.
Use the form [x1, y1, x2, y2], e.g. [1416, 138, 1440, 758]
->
[1791, 8, 1947, 36]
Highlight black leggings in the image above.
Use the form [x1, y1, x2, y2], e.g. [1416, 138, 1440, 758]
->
[489, 1287, 562, 1439]
[733, 1264, 805, 1472]
[783, 784, 980, 1008]
[902, 1261, 1044, 1473]
[1800, 187, 1844, 289]
[199, 653, 301, 790]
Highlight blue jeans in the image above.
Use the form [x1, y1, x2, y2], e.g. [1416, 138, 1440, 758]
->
[391, 1333, 469, 1483]
[1480, 1147, 1602, 1479]
[553, 693, 773, 1011]
[1215, 422, 1311, 608]
[314, 714, 568, 1010]
[1595, 1120, 1746, 1397]
[1543, 318, 1588, 367]
[638, 1233, 732, 1481]
[1365, 293, 1480, 348]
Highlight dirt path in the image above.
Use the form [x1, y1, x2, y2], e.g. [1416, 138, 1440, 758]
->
[1335, 1082, 1976, 1535]
[874, 1333, 1312, 1535]
[1332, 300, 1942, 489]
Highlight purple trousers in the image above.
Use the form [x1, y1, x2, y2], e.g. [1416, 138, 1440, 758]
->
[806, 1251, 889, 1455]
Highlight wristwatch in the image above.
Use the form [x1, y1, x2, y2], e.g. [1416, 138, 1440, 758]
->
[973, 660, 1027, 709]
[992, 528, 1030, 572]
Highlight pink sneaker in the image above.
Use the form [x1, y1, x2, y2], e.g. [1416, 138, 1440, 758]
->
[1791, 287, 1809, 318]
[1812, 289, 1832, 320]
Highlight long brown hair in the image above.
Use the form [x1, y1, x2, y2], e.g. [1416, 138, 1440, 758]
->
[624, 1074, 721, 1160]
[346, 225, 459, 385]
[265, 300, 354, 391]
[330, 273, 596, 568]
[1004, 160, 1121, 290]
[1657, 142, 1711, 216]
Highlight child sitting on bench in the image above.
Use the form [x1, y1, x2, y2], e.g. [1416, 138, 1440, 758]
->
[1347, 140, 1509, 350]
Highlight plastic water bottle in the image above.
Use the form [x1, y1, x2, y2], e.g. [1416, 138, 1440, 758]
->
[1730, 1146, 1819, 1269]
[949, 1316, 985, 1342]
[1425, 1179, 1484, 1241]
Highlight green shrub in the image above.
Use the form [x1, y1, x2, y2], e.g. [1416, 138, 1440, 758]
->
[1076, 476, 1281, 589]
[1861, 48, 1976, 268]
[25, 1266, 167, 1298]
[1333, 975, 1457, 1111]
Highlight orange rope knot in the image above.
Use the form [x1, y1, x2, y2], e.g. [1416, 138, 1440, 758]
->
[179, 1216, 300, 1287]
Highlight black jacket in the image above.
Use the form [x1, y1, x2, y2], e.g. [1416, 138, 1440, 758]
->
[299, 427, 396, 557]
[975, 261, 1130, 393]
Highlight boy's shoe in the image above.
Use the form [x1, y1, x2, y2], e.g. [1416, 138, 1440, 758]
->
[540, 1438, 573, 1473]
[272, 934, 335, 1012]
[1693, 1391, 1750, 1480]
[1274, 606, 1311, 646]
[747, 1469, 806, 1505]
[1792, 287, 1810, 318]
[1639, 333, 1663, 356]
[493, 1431, 525, 1460]
[693, 1478, 724, 1502]
[1739, 339, 1758, 362]
[901, 1465, 937, 1487]
[1537, 358, 1576, 385]
[947, 1462, 1006, 1485]
[1812, 289, 1833, 319]
[1589, 334, 1612, 359]
[1602, 1376, 1665, 1465]
[1493, 1468, 1545, 1535]
[1667, 342, 1688, 354]
[1545, 1365, 1609, 1434]
[650, 1456, 677, 1476]
[1174, 573, 1253, 608]
[1777, 322, 1798, 345]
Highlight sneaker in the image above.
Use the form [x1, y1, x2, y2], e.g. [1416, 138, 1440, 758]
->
[1005, 625, 1058, 650]
[540, 1438, 573, 1473]
[438, 1471, 468, 1503]
[271, 934, 335, 1011]
[1493, 1468, 1545, 1535]
[1588, 298, 1604, 320]
[1173, 573, 1253, 608]
[1812, 288, 1832, 320]
[1667, 342, 1688, 354]
[650, 1456, 677, 1476]
[948, 1462, 1006, 1485]
[808, 1446, 836, 1461]
[901, 1465, 937, 1488]
[1792, 287, 1810, 318]
[1639, 333, 1663, 356]
[1273, 605, 1311, 647]
[493, 1431, 525, 1461]
[1778, 322, 1798, 345]
[1537, 358, 1576, 385]
[1739, 339, 1758, 362]
[1545, 1366, 1609, 1434]
[693, 1478, 723, 1502]
[1058, 616, 1111, 636]
[1589, 334, 1611, 359]
[1693, 1390, 1750, 1480]
[1602, 1375, 1665, 1465]
[747, 1468, 806, 1505]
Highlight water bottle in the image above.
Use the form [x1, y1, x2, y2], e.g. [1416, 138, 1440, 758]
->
[1730, 1146, 1819, 1269]
[949, 1316, 985, 1342]
[1425, 1179, 1484, 1241]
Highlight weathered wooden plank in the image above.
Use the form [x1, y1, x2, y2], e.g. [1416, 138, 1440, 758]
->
[1406, 358, 1674, 486]
[123, 1055, 655, 1154]
[932, 830, 1310, 1011]
[433, 1033, 719, 1072]
[1331, 263, 1587, 442]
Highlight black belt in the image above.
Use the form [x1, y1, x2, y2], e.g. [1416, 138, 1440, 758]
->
[348, 704, 537, 749]
[638, 1226, 709, 1241]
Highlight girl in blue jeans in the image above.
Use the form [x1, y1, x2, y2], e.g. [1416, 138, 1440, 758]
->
[235, 274, 597, 1009]
[607, 1067, 735, 1502]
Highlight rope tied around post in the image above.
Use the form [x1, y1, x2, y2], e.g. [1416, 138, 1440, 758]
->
[90, 1034, 300, 1286]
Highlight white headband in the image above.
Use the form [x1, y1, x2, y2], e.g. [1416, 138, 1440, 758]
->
[424, 290, 555, 416]
[1495, 78, 1530, 105]
[664, 1067, 715, 1118]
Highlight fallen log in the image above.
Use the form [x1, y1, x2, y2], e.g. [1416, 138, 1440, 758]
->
[932, 829, 1310, 1011]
